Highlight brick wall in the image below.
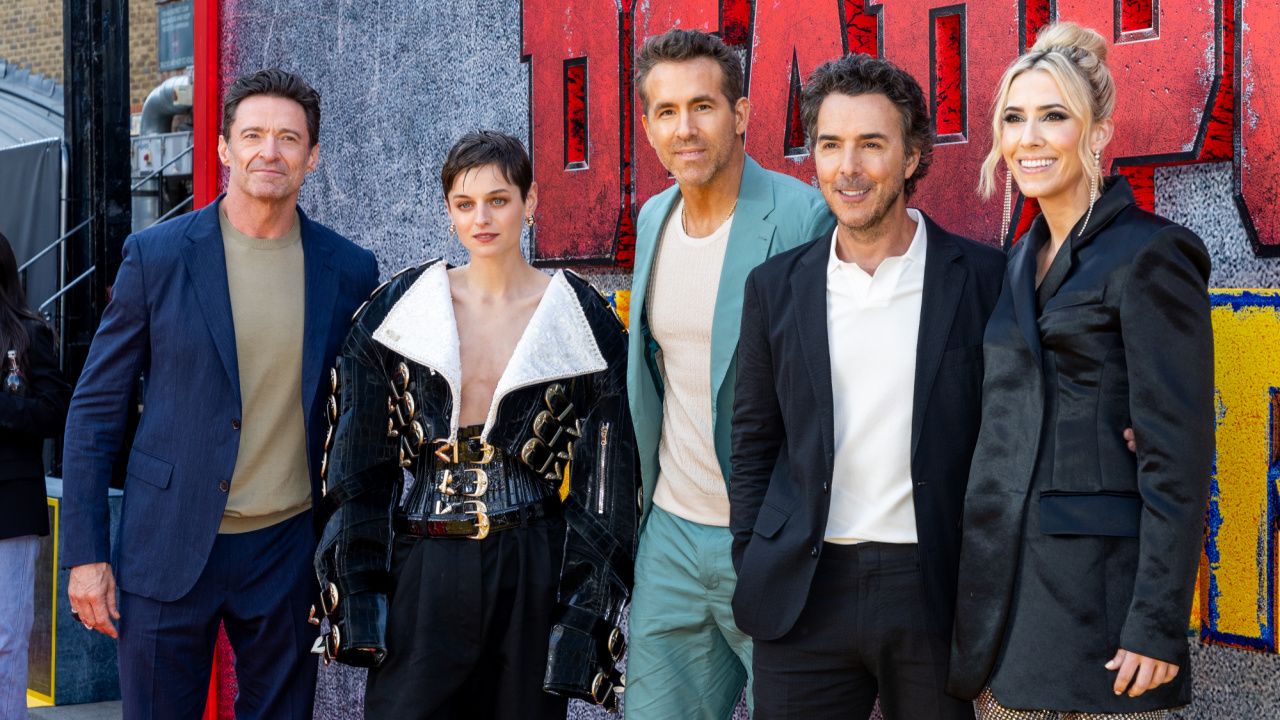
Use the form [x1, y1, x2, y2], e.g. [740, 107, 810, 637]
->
[0, 0, 187, 115]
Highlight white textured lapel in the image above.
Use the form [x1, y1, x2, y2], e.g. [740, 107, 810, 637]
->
[482, 271, 607, 438]
[372, 261, 465, 434]
[372, 264, 608, 442]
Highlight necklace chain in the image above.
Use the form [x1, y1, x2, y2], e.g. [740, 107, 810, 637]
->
[681, 198, 738, 236]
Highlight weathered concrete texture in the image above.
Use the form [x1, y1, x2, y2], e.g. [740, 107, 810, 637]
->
[221, 0, 532, 277]
[1156, 161, 1280, 289]
[1171, 641, 1280, 718]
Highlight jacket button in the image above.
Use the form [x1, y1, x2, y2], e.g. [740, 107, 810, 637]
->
[218, 480, 230, 492]
[811, 545, 820, 557]
[822, 482, 830, 493]
[231, 418, 241, 430]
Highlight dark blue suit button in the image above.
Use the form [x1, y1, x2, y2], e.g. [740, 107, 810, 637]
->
[218, 480, 230, 493]
[811, 545, 820, 557]
[822, 482, 830, 492]
[231, 418, 241, 430]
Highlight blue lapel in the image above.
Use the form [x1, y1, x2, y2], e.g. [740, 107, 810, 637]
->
[299, 208, 337, 427]
[181, 199, 241, 404]
[791, 236, 835, 469]
[630, 186, 681, 340]
[710, 157, 777, 411]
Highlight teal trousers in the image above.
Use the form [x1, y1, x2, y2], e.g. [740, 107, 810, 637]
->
[625, 505, 753, 719]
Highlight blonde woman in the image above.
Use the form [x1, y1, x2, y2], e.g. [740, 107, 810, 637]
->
[948, 23, 1214, 719]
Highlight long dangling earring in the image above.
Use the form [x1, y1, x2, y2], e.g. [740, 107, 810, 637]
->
[1001, 163, 1013, 244]
[1081, 149, 1100, 234]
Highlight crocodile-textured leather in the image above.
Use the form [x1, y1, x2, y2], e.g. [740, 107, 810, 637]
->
[313, 261, 639, 710]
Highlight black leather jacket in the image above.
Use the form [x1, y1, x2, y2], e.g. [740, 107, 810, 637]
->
[313, 260, 638, 710]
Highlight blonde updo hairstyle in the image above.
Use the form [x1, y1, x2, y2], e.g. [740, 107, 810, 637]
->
[978, 22, 1116, 198]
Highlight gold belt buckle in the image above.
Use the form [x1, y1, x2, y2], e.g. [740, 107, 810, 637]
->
[462, 469, 488, 497]
[462, 500, 490, 540]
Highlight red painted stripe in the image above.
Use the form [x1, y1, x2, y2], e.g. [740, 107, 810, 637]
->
[1120, 0, 1154, 34]
[721, 0, 752, 47]
[933, 12, 963, 136]
[1118, 165, 1156, 211]
[845, 0, 879, 56]
[564, 61, 588, 167]
[193, 0, 221, 208]
[1024, 0, 1053, 50]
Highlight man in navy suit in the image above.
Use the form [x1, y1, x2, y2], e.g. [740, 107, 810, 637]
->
[62, 69, 379, 718]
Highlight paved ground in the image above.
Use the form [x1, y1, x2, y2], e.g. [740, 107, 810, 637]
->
[26, 701, 121, 719]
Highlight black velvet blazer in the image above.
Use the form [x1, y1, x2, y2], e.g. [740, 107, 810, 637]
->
[949, 178, 1214, 713]
[0, 317, 71, 539]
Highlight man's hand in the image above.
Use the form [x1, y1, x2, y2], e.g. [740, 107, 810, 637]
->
[1124, 427, 1137, 453]
[68, 562, 120, 638]
[1106, 648, 1179, 697]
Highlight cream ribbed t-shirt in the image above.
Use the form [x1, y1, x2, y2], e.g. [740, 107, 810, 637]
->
[647, 199, 734, 527]
[217, 206, 311, 534]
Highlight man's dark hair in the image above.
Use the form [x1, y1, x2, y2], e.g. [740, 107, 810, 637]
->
[222, 69, 322, 147]
[800, 53, 934, 198]
[440, 131, 534, 199]
[634, 28, 744, 114]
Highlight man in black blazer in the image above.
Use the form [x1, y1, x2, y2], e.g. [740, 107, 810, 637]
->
[729, 54, 1004, 719]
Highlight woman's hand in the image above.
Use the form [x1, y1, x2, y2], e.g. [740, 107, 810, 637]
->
[1105, 648, 1179, 697]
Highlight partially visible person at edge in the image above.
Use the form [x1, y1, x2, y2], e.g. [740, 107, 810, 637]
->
[0, 230, 71, 719]
[624, 28, 835, 719]
[949, 22, 1214, 719]
[729, 53, 1004, 720]
[61, 69, 379, 717]
[312, 130, 638, 718]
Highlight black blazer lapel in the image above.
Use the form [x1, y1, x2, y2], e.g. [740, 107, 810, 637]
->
[300, 211, 338, 426]
[911, 216, 967, 461]
[181, 200, 241, 404]
[1006, 232, 1043, 364]
[791, 237, 836, 467]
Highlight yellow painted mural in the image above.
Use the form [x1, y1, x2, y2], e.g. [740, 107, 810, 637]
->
[1202, 290, 1280, 652]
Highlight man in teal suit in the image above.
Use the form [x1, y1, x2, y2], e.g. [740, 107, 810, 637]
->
[625, 28, 835, 719]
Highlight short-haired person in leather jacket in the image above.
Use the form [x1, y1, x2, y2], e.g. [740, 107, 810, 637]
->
[949, 23, 1214, 718]
[0, 231, 70, 719]
[312, 130, 639, 718]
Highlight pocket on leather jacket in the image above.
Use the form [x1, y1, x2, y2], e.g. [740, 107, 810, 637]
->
[126, 447, 174, 490]
[752, 503, 790, 539]
[1040, 491, 1140, 537]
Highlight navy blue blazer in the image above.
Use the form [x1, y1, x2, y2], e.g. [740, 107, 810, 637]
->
[61, 197, 379, 601]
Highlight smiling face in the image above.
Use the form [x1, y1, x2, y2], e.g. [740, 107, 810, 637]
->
[812, 92, 919, 236]
[1000, 69, 1111, 208]
[445, 163, 537, 261]
[640, 57, 749, 190]
[217, 94, 318, 203]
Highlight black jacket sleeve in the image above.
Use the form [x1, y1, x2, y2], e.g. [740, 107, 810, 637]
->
[541, 285, 639, 711]
[0, 320, 71, 436]
[312, 283, 402, 668]
[1117, 226, 1214, 662]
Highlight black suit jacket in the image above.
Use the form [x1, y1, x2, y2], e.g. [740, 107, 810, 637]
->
[948, 178, 1213, 713]
[0, 317, 71, 539]
[729, 212, 1004, 642]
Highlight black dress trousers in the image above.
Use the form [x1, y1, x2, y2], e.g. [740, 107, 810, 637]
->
[364, 514, 569, 720]
[752, 542, 974, 720]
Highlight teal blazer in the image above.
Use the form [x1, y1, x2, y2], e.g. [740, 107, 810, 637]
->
[626, 155, 835, 523]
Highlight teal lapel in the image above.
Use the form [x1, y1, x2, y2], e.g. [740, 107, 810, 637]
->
[710, 157, 776, 411]
[630, 186, 681, 337]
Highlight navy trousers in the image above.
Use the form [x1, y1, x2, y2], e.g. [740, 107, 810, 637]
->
[117, 510, 318, 719]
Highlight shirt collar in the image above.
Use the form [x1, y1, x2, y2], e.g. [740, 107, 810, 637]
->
[827, 208, 928, 276]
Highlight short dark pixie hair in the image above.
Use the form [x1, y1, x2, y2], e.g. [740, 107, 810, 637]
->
[440, 131, 533, 199]
[634, 28, 744, 114]
[222, 69, 322, 147]
[800, 54, 934, 198]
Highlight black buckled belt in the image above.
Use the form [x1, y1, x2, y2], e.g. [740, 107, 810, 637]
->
[395, 495, 560, 540]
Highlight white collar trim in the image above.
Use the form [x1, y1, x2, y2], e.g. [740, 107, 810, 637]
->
[372, 264, 608, 441]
